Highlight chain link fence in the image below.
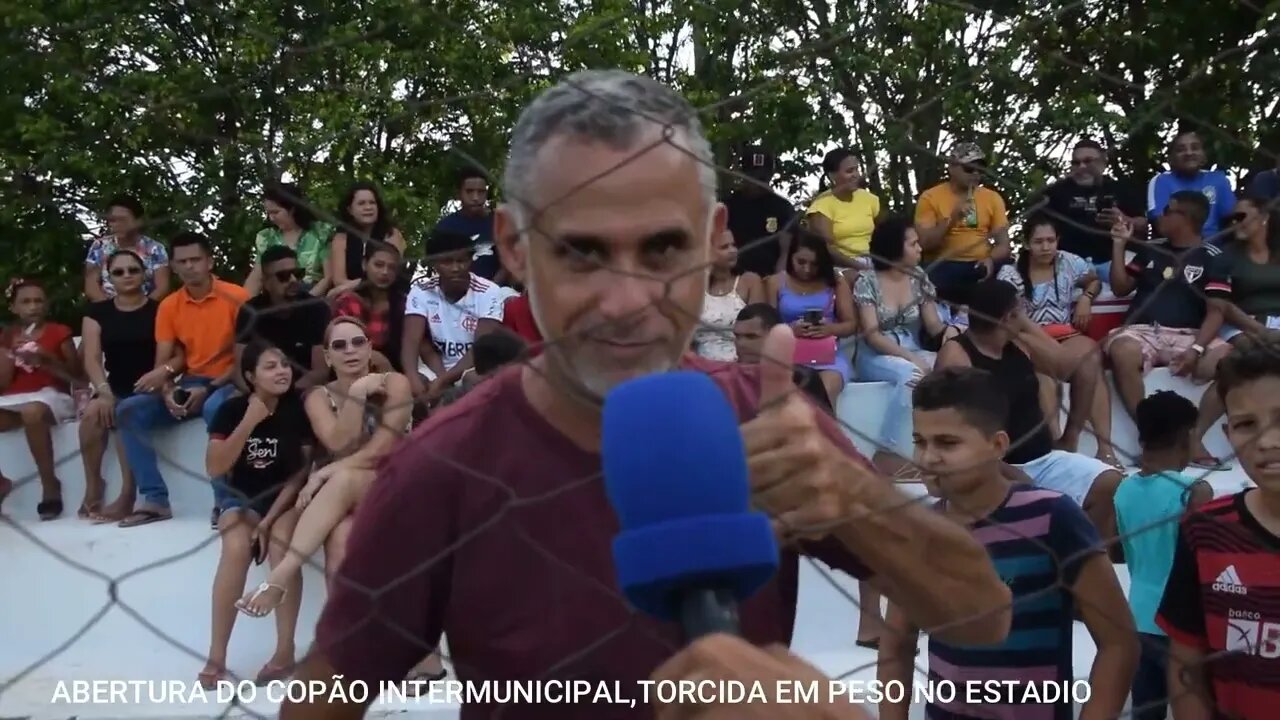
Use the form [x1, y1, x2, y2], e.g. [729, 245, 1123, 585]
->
[3, 1, 1279, 718]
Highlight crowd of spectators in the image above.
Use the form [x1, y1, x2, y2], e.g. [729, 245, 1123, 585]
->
[1, 72, 1278, 718]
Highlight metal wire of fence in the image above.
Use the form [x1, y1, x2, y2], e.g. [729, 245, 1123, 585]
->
[3, 2, 1279, 719]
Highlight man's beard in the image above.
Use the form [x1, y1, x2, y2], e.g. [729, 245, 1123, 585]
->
[525, 267, 698, 400]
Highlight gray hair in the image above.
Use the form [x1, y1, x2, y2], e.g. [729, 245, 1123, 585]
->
[502, 70, 718, 230]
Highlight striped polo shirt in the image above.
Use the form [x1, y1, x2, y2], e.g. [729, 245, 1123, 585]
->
[1157, 491, 1280, 718]
[928, 486, 1102, 720]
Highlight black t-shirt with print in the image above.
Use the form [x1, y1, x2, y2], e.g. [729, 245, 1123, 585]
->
[235, 293, 330, 377]
[1123, 241, 1222, 329]
[209, 392, 314, 505]
[86, 298, 158, 397]
[723, 190, 798, 277]
[1034, 176, 1144, 264]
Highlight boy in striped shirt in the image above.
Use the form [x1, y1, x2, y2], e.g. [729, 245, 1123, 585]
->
[1157, 340, 1280, 719]
[879, 367, 1136, 720]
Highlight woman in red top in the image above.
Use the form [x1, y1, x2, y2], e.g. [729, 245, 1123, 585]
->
[0, 278, 80, 520]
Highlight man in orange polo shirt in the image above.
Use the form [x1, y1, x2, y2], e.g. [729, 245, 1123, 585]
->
[116, 232, 249, 528]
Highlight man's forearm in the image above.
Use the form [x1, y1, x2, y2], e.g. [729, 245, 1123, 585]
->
[832, 473, 1010, 645]
[1079, 642, 1138, 720]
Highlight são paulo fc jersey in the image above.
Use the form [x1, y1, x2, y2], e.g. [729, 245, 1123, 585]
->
[406, 274, 506, 370]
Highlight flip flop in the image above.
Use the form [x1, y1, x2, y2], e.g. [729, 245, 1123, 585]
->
[37, 499, 64, 521]
[197, 667, 226, 691]
[255, 661, 293, 685]
[236, 582, 287, 618]
[118, 508, 172, 528]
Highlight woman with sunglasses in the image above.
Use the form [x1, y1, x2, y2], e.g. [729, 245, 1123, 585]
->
[235, 318, 447, 682]
[1194, 194, 1280, 458]
[199, 340, 312, 688]
[79, 250, 168, 522]
[236, 317, 411, 613]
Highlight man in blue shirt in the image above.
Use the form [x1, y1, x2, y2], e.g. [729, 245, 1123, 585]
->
[1146, 130, 1236, 244]
[435, 166, 508, 284]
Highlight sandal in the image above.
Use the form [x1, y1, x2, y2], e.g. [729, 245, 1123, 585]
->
[236, 582, 287, 618]
[255, 661, 293, 685]
[197, 666, 226, 691]
[37, 498, 64, 521]
[403, 668, 449, 696]
[118, 507, 172, 528]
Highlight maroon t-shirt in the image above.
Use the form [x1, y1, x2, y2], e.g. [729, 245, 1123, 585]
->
[315, 356, 872, 718]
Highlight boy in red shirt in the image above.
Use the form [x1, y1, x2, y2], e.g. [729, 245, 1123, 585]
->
[1157, 339, 1280, 719]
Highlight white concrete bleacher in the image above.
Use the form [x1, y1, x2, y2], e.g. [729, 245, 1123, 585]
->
[0, 365, 1253, 719]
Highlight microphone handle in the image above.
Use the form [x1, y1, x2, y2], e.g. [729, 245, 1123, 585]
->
[679, 587, 741, 642]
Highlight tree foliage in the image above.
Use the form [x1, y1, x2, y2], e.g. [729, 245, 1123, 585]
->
[3, 0, 1277, 324]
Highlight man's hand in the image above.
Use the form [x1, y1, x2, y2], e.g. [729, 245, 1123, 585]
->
[1097, 207, 1124, 228]
[135, 367, 170, 394]
[742, 324, 868, 540]
[1170, 347, 1199, 377]
[975, 257, 994, 280]
[183, 385, 210, 416]
[1110, 217, 1133, 245]
[650, 634, 868, 720]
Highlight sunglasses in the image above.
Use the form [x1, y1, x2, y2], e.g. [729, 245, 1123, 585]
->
[329, 335, 369, 352]
[273, 267, 306, 283]
[109, 266, 144, 277]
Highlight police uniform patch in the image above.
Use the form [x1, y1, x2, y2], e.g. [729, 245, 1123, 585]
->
[1163, 266, 1174, 280]
[765, 217, 778, 233]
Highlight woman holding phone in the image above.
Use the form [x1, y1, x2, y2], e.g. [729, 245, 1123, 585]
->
[199, 340, 313, 688]
[764, 229, 858, 406]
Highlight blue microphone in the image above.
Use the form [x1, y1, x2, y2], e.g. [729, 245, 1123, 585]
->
[602, 371, 780, 640]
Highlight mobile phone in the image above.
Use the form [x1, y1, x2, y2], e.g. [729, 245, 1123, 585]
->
[171, 387, 190, 405]
[803, 309, 824, 325]
[1098, 195, 1115, 211]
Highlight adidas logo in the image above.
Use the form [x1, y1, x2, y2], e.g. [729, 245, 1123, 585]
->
[1213, 565, 1248, 595]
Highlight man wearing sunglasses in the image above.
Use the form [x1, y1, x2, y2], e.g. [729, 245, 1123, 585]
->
[915, 142, 1013, 309]
[234, 245, 331, 391]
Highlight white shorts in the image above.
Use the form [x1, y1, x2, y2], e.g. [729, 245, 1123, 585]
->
[1015, 450, 1112, 506]
[0, 387, 76, 423]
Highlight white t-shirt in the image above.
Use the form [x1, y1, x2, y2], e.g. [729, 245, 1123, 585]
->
[406, 274, 506, 371]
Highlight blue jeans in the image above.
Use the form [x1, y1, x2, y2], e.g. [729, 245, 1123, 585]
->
[1131, 633, 1168, 720]
[854, 330, 934, 456]
[116, 378, 236, 508]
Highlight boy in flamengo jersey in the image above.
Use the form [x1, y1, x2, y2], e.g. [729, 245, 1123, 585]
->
[878, 367, 1136, 720]
[1158, 340, 1280, 719]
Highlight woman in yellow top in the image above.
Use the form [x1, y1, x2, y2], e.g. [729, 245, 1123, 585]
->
[805, 148, 881, 278]
[244, 183, 335, 297]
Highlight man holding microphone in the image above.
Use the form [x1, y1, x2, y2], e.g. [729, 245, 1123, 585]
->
[281, 70, 1009, 720]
